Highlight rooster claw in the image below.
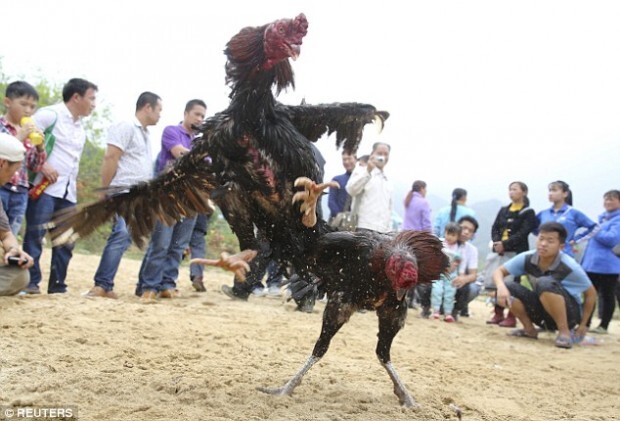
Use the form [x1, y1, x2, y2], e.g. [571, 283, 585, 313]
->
[190, 249, 257, 281]
[293, 177, 340, 227]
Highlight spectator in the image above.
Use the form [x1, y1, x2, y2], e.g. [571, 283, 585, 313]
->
[0, 134, 35, 295]
[580, 189, 620, 334]
[346, 142, 393, 233]
[0, 81, 46, 235]
[136, 99, 207, 302]
[493, 222, 596, 349]
[431, 222, 462, 323]
[451, 215, 480, 319]
[327, 151, 356, 221]
[85, 92, 162, 299]
[433, 188, 476, 237]
[486, 181, 538, 327]
[402, 180, 431, 232]
[23, 78, 98, 294]
[188, 212, 212, 292]
[536, 180, 597, 257]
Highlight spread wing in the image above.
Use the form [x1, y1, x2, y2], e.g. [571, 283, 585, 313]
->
[47, 148, 217, 248]
[282, 102, 389, 153]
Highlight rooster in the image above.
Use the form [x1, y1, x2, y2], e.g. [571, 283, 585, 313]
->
[45, 14, 447, 407]
[255, 178, 448, 407]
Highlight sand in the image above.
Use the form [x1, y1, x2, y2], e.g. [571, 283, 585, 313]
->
[1, 251, 619, 421]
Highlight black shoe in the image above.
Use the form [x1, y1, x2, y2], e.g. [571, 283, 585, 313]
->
[421, 306, 431, 319]
[191, 276, 206, 292]
[221, 285, 248, 301]
[460, 311, 470, 318]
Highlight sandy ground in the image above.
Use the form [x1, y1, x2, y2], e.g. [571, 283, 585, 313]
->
[1, 250, 619, 421]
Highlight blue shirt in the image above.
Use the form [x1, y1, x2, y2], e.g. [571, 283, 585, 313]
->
[328, 172, 352, 218]
[433, 204, 476, 237]
[536, 205, 597, 256]
[504, 250, 592, 305]
[580, 209, 620, 275]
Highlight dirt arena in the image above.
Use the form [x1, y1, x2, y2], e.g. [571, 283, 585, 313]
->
[1, 251, 618, 421]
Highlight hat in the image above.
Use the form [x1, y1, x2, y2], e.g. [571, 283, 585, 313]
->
[0, 133, 26, 162]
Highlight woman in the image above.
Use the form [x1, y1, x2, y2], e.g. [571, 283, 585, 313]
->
[433, 188, 476, 237]
[580, 190, 620, 334]
[536, 180, 597, 257]
[402, 180, 431, 232]
[486, 181, 538, 327]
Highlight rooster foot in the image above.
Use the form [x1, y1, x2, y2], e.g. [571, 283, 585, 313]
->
[190, 249, 257, 281]
[395, 386, 419, 409]
[256, 386, 291, 396]
[293, 177, 340, 227]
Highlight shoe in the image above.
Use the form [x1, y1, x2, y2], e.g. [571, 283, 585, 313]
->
[589, 326, 608, 335]
[158, 288, 179, 299]
[20, 286, 41, 295]
[498, 312, 516, 328]
[444, 315, 456, 323]
[221, 285, 248, 301]
[84, 286, 118, 299]
[431, 311, 441, 320]
[486, 305, 505, 324]
[140, 290, 157, 303]
[266, 285, 281, 297]
[191, 276, 206, 292]
[554, 334, 573, 349]
[420, 306, 431, 319]
[460, 311, 470, 317]
[252, 287, 267, 297]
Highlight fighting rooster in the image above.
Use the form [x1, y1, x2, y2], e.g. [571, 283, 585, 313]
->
[256, 178, 448, 408]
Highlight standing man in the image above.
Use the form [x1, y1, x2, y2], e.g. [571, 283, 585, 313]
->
[493, 222, 596, 349]
[23, 78, 98, 294]
[136, 99, 207, 302]
[346, 142, 393, 233]
[402, 180, 431, 232]
[85, 92, 162, 299]
[327, 151, 356, 221]
[0, 133, 35, 295]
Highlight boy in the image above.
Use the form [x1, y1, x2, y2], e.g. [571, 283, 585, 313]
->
[0, 81, 46, 234]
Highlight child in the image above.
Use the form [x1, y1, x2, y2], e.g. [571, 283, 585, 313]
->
[0, 81, 46, 234]
[431, 222, 462, 322]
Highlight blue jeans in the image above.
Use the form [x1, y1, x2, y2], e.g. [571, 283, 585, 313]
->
[0, 187, 29, 235]
[189, 213, 210, 280]
[137, 216, 196, 293]
[93, 216, 132, 291]
[23, 193, 75, 293]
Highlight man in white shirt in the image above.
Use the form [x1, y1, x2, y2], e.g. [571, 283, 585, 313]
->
[85, 92, 162, 299]
[345, 142, 393, 233]
[23, 78, 98, 294]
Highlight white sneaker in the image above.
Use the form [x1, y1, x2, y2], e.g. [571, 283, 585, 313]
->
[266, 285, 280, 297]
[252, 287, 267, 297]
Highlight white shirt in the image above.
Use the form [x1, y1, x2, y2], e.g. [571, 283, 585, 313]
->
[33, 103, 86, 203]
[107, 118, 153, 187]
[346, 164, 393, 233]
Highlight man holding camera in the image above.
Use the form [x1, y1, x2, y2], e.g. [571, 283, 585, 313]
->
[345, 142, 393, 233]
[0, 133, 35, 296]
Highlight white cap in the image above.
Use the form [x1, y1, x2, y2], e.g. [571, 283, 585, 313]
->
[0, 133, 26, 162]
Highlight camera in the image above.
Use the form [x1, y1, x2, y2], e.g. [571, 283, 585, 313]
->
[374, 155, 385, 163]
[7, 256, 24, 266]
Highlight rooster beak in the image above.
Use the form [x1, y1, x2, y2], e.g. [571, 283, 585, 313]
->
[396, 288, 407, 301]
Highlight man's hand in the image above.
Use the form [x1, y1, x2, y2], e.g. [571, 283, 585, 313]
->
[496, 284, 512, 308]
[4, 247, 34, 269]
[40, 162, 59, 184]
[451, 275, 469, 289]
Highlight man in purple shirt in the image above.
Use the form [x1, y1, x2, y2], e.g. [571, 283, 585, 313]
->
[136, 99, 207, 302]
[402, 180, 431, 232]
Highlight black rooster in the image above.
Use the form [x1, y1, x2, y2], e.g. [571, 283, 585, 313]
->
[46, 14, 447, 407]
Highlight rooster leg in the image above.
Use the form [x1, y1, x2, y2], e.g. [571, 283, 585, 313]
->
[376, 303, 418, 408]
[189, 249, 257, 281]
[293, 177, 340, 227]
[258, 295, 355, 396]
